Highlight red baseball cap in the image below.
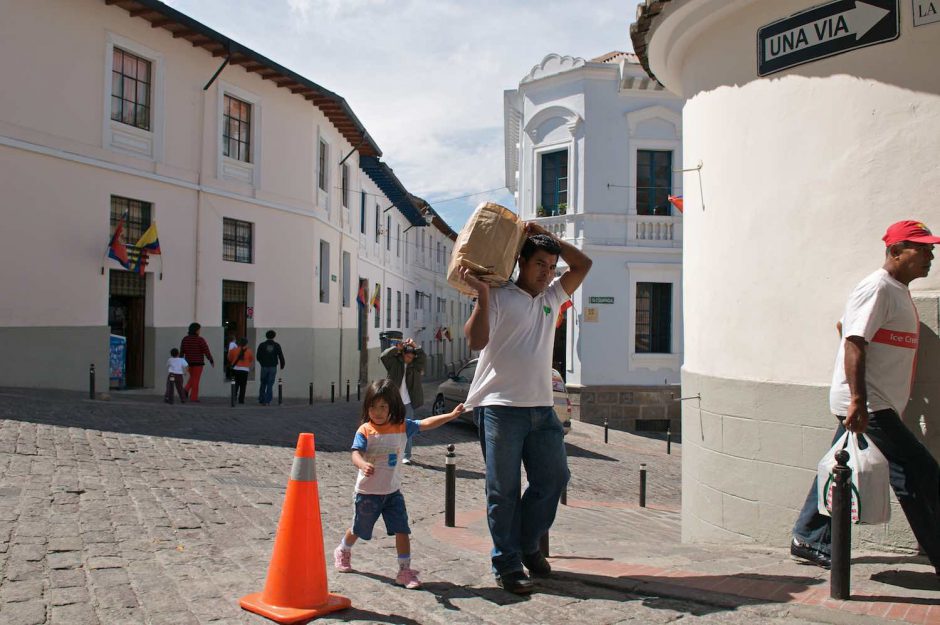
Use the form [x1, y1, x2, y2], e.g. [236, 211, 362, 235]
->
[882, 220, 940, 246]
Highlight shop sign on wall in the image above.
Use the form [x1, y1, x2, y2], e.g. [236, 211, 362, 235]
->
[757, 0, 899, 76]
[913, 0, 940, 26]
[584, 307, 598, 322]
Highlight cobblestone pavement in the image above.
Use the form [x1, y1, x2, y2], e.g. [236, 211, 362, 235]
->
[0, 384, 936, 625]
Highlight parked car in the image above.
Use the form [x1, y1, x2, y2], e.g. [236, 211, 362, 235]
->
[431, 358, 572, 434]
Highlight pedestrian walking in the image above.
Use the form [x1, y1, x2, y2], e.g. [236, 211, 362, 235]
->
[225, 333, 237, 380]
[791, 220, 940, 577]
[164, 348, 187, 404]
[256, 330, 285, 406]
[179, 322, 214, 402]
[227, 337, 254, 404]
[380, 337, 426, 463]
[461, 222, 592, 594]
[333, 379, 464, 589]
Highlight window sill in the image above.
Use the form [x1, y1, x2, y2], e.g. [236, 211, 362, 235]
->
[108, 121, 154, 159]
[222, 156, 254, 185]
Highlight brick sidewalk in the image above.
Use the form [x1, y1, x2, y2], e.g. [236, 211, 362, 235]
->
[0, 384, 936, 625]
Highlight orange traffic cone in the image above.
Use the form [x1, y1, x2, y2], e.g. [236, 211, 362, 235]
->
[240, 433, 351, 623]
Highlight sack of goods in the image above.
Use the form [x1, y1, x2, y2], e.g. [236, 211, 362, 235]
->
[447, 201, 526, 295]
[816, 431, 891, 525]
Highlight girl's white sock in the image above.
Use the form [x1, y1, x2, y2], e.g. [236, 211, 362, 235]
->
[397, 554, 411, 570]
[340, 537, 353, 550]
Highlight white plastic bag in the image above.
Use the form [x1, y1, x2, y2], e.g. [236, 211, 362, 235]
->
[816, 431, 891, 525]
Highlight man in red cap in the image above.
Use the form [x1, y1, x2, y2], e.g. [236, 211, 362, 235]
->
[791, 221, 940, 576]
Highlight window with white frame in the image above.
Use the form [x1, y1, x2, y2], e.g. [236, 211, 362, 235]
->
[405, 293, 410, 328]
[635, 282, 671, 353]
[341, 163, 349, 208]
[374, 205, 380, 243]
[223, 95, 252, 163]
[396, 290, 401, 328]
[636, 150, 672, 216]
[360, 191, 367, 234]
[386, 216, 391, 251]
[342, 251, 351, 308]
[386, 287, 392, 327]
[104, 34, 164, 160]
[539, 149, 568, 216]
[111, 48, 151, 131]
[318, 139, 329, 193]
[223, 218, 253, 263]
[396, 224, 401, 257]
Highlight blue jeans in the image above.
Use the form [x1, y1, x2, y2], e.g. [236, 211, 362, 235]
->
[258, 366, 278, 404]
[476, 405, 569, 576]
[403, 403, 414, 459]
[793, 409, 940, 570]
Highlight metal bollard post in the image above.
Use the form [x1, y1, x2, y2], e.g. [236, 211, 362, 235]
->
[308, 382, 313, 405]
[539, 533, 550, 558]
[331, 382, 335, 403]
[357, 381, 361, 401]
[278, 378, 283, 405]
[830, 449, 852, 600]
[604, 417, 609, 444]
[639, 463, 647, 508]
[89, 364, 95, 400]
[230, 379, 236, 407]
[346, 379, 350, 402]
[560, 486, 567, 506]
[667, 428, 672, 455]
[444, 444, 456, 527]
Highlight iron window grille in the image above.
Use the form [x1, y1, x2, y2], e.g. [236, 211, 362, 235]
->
[111, 48, 152, 131]
[110, 196, 152, 244]
[223, 218, 253, 263]
[341, 163, 350, 208]
[637, 150, 673, 216]
[318, 140, 328, 192]
[636, 282, 672, 353]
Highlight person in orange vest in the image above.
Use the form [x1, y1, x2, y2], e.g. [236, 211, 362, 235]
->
[227, 337, 254, 404]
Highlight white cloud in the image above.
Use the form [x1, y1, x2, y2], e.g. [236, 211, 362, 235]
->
[159, 0, 634, 228]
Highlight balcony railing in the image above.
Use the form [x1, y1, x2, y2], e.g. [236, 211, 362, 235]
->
[531, 212, 682, 248]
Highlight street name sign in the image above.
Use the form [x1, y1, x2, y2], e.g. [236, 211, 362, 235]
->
[758, 0, 899, 76]
[913, 0, 940, 26]
[589, 296, 615, 304]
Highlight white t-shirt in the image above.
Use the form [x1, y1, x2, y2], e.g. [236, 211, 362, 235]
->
[465, 278, 568, 409]
[399, 362, 411, 406]
[830, 268, 919, 417]
[167, 357, 188, 375]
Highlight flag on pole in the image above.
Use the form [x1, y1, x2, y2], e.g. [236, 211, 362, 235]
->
[434, 327, 443, 341]
[107, 213, 130, 269]
[135, 222, 161, 254]
[357, 282, 368, 308]
[370, 284, 381, 311]
[556, 299, 573, 328]
[444, 327, 452, 342]
[131, 248, 150, 275]
[668, 195, 684, 213]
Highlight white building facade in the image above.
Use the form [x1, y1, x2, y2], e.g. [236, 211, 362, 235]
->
[633, 0, 940, 552]
[0, 0, 470, 398]
[504, 52, 685, 432]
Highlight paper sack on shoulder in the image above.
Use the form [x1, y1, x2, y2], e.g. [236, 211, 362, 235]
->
[446, 201, 526, 296]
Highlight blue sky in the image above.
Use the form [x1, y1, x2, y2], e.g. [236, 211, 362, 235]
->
[162, 0, 635, 230]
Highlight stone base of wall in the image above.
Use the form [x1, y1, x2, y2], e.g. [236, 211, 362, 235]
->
[567, 384, 681, 434]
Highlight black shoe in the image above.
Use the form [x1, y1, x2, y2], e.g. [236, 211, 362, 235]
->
[522, 550, 552, 577]
[790, 538, 831, 569]
[496, 570, 535, 594]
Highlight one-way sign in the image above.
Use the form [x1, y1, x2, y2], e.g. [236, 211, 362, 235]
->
[758, 0, 899, 76]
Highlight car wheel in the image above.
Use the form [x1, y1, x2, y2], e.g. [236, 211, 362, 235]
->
[432, 394, 446, 415]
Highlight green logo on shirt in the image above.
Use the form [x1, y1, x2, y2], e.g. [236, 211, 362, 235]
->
[543, 305, 552, 316]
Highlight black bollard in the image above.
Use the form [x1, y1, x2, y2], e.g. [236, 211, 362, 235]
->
[830, 449, 852, 600]
[308, 382, 313, 405]
[89, 363, 95, 400]
[346, 379, 350, 402]
[560, 486, 567, 506]
[604, 417, 609, 444]
[444, 444, 456, 527]
[230, 379, 236, 407]
[667, 428, 672, 455]
[331, 382, 335, 403]
[539, 533, 550, 558]
[357, 381, 361, 401]
[639, 463, 647, 508]
[278, 378, 283, 405]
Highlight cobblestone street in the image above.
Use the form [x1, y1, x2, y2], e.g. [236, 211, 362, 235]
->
[0, 385, 935, 625]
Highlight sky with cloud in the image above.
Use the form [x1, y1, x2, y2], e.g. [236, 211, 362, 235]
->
[162, 0, 635, 230]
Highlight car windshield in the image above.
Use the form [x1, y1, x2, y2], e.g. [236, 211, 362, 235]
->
[456, 362, 477, 383]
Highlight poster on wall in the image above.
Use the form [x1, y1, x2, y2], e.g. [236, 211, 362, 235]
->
[757, 0, 899, 76]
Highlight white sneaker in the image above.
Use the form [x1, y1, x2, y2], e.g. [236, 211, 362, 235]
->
[395, 567, 421, 589]
[333, 546, 352, 573]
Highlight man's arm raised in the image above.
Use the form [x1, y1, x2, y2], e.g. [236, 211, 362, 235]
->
[460, 267, 490, 351]
[524, 222, 592, 296]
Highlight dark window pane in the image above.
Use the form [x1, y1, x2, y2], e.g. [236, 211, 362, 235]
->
[635, 282, 672, 353]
